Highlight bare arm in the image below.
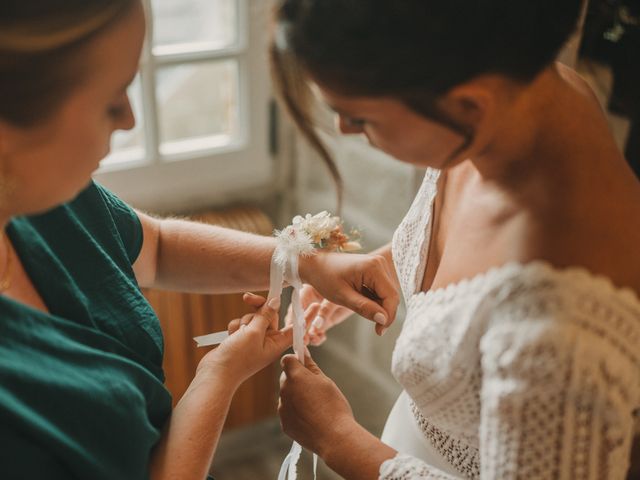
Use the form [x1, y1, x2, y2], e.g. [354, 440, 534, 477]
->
[133, 211, 276, 294]
[149, 369, 236, 480]
[133, 211, 400, 326]
[150, 306, 293, 479]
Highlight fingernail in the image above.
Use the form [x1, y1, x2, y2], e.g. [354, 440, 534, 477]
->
[312, 316, 325, 329]
[373, 312, 387, 326]
[267, 297, 281, 311]
[380, 326, 388, 336]
[305, 346, 311, 356]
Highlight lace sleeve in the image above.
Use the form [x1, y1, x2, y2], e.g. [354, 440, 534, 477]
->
[379, 453, 461, 479]
[478, 307, 638, 479]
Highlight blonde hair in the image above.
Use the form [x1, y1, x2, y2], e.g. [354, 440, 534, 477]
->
[0, 0, 136, 125]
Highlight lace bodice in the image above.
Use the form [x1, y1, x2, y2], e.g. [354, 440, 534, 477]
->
[382, 169, 640, 479]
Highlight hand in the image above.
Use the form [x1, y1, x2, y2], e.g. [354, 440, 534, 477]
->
[299, 252, 399, 336]
[229, 293, 281, 333]
[278, 353, 358, 456]
[197, 302, 292, 389]
[240, 290, 350, 346]
[284, 285, 352, 346]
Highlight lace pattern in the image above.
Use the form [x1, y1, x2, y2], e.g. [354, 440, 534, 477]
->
[391, 168, 440, 302]
[411, 402, 480, 479]
[382, 167, 640, 479]
[380, 454, 461, 480]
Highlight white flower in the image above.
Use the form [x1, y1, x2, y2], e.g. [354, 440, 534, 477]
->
[292, 211, 341, 243]
[274, 226, 315, 265]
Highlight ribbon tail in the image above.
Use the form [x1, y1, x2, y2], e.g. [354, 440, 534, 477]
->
[277, 441, 302, 480]
[287, 254, 306, 363]
[193, 331, 229, 347]
[313, 453, 318, 479]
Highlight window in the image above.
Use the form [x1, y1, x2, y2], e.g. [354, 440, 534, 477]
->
[95, 0, 274, 212]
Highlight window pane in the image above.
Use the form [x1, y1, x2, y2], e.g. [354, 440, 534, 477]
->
[156, 60, 239, 154]
[151, 0, 237, 50]
[103, 75, 145, 166]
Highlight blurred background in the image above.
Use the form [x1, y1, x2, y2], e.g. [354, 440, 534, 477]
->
[94, 0, 639, 478]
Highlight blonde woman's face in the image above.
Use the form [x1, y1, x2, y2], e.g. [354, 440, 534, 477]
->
[1, 1, 145, 216]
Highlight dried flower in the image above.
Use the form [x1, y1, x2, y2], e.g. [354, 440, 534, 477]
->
[278, 211, 362, 255]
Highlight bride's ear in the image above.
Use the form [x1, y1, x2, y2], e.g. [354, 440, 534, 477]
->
[439, 83, 494, 133]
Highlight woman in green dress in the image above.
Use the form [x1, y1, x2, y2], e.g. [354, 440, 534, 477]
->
[0, 1, 399, 478]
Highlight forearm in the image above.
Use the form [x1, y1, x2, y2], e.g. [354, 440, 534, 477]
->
[322, 421, 397, 480]
[154, 218, 277, 294]
[149, 369, 238, 480]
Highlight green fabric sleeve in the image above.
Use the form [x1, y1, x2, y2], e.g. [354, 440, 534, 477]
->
[92, 182, 144, 265]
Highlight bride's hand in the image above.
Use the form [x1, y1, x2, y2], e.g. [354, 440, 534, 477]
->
[284, 285, 353, 346]
[239, 288, 354, 346]
[298, 252, 400, 336]
[278, 353, 358, 455]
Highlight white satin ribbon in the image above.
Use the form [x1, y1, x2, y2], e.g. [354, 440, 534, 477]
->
[193, 242, 317, 479]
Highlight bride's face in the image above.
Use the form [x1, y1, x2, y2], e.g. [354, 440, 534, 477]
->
[317, 85, 475, 170]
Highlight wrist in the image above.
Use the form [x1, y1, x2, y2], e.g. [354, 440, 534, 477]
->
[322, 419, 397, 479]
[319, 417, 365, 465]
[194, 361, 242, 395]
[297, 251, 320, 285]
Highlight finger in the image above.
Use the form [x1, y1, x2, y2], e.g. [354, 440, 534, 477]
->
[228, 318, 241, 334]
[304, 302, 322, 331]
[303, 351, 323, 375]
[339, 287, 390, 330]
[239, 313, 254, 326]
[280, 353, 306, 377]
[311, 299, 337, 332]
[258, 303, 280, 330]
[267, 324, 294, 353]
[242, 292, 267, 309]
[284, 304, 294, 327]
[308, 331, 327, 346]
[362, 260, 400, 324]
[247, 311, 272, 334]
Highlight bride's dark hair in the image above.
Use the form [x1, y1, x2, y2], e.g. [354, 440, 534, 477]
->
[270, 0, 584, 191]
[0, 0, 136, 127]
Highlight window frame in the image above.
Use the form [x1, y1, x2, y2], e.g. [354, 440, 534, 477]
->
[95, 0, 274, 213]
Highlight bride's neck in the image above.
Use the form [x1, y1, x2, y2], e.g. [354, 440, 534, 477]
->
[470, 64, 626, 195]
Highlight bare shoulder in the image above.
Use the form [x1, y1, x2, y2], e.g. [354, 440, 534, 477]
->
[521, 193, 640, 297]
[555, 62, 603, 107]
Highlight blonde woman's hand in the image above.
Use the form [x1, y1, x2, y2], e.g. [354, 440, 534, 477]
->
[198, 301, 292, 389]
[240, 289, 352, 346]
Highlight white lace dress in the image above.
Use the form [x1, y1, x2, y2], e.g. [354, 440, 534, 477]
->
[379, 168, 640, 479]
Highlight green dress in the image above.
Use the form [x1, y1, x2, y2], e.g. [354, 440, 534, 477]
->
[0, 182, 172, 479]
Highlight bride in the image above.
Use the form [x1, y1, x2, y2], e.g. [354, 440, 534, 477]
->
[270, 0, 640, 478]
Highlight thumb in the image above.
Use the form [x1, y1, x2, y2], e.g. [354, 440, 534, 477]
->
[258, 302, 280, 330]
[303, 351, 322, 375]
[281, 353, 307, 377]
